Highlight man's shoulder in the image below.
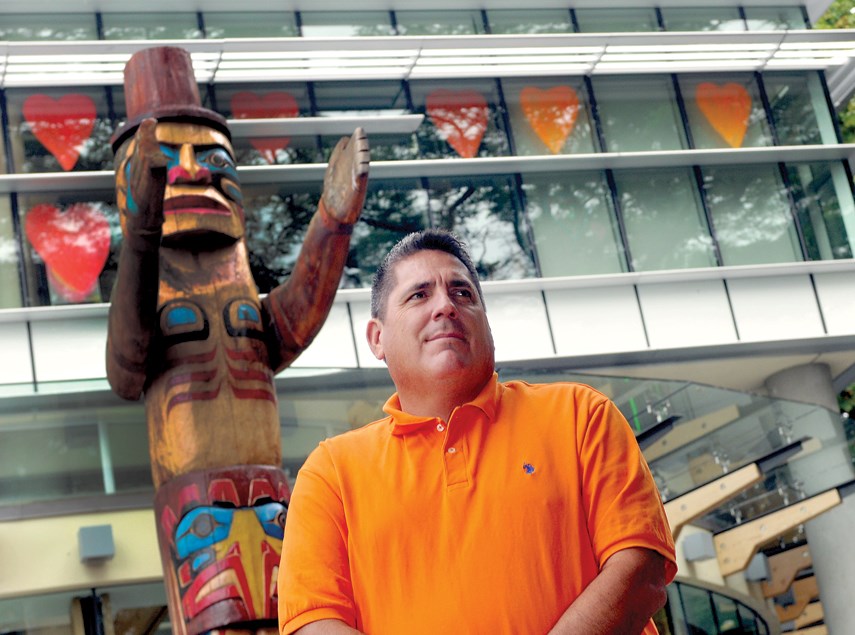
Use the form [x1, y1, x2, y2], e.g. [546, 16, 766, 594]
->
[323, 415, 392, 450]
[501, 378, 612, 406]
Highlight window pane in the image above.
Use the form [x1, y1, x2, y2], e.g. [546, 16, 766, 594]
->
[0, 422, 104, 502]
[593, 76, 687, 152]
[745, 7, 807, 30]
[679, 585, 717, 634]
[313, 81, 416, 162]
[212, 83, 319, 165]
[661, 7, 745, 31]
[102, 12, 203, 39]
[703, 164, 803, 265]
[575, 8, 659, 32]
[614, 168, 716, 271]
[712, 594, 741, 632]
[788, 161, 855, 260]
[242, 182, 319, 294]
[18, 192, 119, 307]
[426, 175, 536, 280]
[203, 11, 298, 37]
[395, 10, 485, 35]
[487, 9, 574, 34]
[346, 179, 430, 288]
[680, 74, 772, 149]
[0, 13, 97, 40]
[503, 77, 597, 155]
[5, 87, 117, 173]
[522, 171, 625, 276]
[736, 604, 761, 634]
[0, 197, 23, 309]
[409, 79, 511, 159]
[299, 11, 395, 37]
[765, 72, 838, 145]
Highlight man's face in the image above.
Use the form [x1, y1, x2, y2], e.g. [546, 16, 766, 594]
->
[367, 250, 494, 396]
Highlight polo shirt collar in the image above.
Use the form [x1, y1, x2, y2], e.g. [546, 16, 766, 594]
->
[385, 372, 501, 435]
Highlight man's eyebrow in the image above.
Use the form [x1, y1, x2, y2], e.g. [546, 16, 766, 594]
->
[401, 281, 432, 296]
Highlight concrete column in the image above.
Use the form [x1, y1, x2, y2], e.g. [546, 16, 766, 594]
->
[765, 363, 838, 411]
[764, 363, 855, 634]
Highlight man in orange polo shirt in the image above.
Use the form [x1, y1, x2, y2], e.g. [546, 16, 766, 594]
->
[279, 229, 677, 634]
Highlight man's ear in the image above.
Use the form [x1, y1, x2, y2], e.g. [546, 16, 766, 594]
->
[366, 318, 385, 361]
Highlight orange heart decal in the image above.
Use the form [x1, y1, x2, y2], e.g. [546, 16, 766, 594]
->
[695, 83, 751, 148]
[231, 91, 299, 163]
[426, 89, 488, 158]
[22, 94, 96, 171]
[24, 203, 111, 303]
[520, 86, 579, 154]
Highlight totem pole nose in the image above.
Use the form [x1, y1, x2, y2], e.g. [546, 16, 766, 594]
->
[167, 143, 212, 184]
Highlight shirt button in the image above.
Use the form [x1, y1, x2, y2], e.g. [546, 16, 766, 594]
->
[436, 424, 445, 432]
[447, 447, 456, 454]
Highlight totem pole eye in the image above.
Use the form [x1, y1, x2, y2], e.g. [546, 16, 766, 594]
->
[275, 507, 287, 529]
[190, 512, 216, 538]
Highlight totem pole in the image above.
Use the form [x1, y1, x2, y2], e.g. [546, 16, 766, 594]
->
[106, 47, 368, 634]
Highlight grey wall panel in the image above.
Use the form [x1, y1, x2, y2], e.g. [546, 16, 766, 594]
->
[813, 271, 855, 336]
[486, 291, 553, 362]
[545, 286, 647, 356]
[30, 316, 108, 383]
[727, 276, 825, 342]
[0, 322, 33, 386]
[291, 303, 358, 369]
[637, 280, 738, 349]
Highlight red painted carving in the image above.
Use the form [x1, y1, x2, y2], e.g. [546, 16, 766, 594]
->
[24, 203, 111, 302]
[520, 86, 579, 154]
[23, 94, 96, 171]
[696, 82, 752, 148]
[230, 91, 299, 163]
[426, 89, 488, 158]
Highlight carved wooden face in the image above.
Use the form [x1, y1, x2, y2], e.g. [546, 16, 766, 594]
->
[157, 122, 244, 242]
[155, 467, 290, 635]
[116, 121, 245, 244]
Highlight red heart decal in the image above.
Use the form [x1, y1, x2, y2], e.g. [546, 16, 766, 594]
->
[22, 94, 96, 171]
[696, 83, 751, 148]
[520, 86, 579, 154]
[24, 203, 111, 303]
[231, 91, 299, 164]
[426, 89, 488, 158]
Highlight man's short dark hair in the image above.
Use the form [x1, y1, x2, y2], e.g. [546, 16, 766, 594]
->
[370, 229, 484, 319]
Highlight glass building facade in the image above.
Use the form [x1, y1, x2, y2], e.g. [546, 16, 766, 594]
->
[2, 2, 854, 634]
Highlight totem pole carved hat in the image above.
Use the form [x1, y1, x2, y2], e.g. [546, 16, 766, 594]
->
[111, 46, 230, 152]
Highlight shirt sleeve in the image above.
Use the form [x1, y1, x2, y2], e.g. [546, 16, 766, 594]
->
[577, 393, 678, 583]
[278, 442, 358, 634]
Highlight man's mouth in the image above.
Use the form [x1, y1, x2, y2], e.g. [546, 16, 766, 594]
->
[427, 332, 465, 342]
[164, 195, 232, 216]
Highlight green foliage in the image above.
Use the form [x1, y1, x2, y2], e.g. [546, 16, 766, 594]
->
[816, 0, 855, 29]
[838, 97, 855, 142]
[816, 2, 855, 141]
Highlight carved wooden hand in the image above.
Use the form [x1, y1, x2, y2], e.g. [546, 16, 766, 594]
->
[321, 127, 370, 226]
[121, 118, 168, 244]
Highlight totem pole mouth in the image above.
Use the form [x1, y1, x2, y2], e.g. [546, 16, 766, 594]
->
[164, 195, 232, 216]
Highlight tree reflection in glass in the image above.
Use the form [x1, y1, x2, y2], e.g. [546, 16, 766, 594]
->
[614, 168, 716, 271]
[426, 175, 535, 281]
[523, 171, 626, 276]
[703, 164, 803, 265]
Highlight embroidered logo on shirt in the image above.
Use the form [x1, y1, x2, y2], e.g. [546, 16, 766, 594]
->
[523, 463, 536, 475]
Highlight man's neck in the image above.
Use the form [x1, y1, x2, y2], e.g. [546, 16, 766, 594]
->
[397, 373, 492, 423]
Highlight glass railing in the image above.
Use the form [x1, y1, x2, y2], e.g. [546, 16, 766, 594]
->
[2, 363, 852, 543]
[666, 579, 776, 635]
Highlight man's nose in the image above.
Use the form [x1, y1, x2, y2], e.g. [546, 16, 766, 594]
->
[431, 291, 457, 318]
[167, 143, 212, 185]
